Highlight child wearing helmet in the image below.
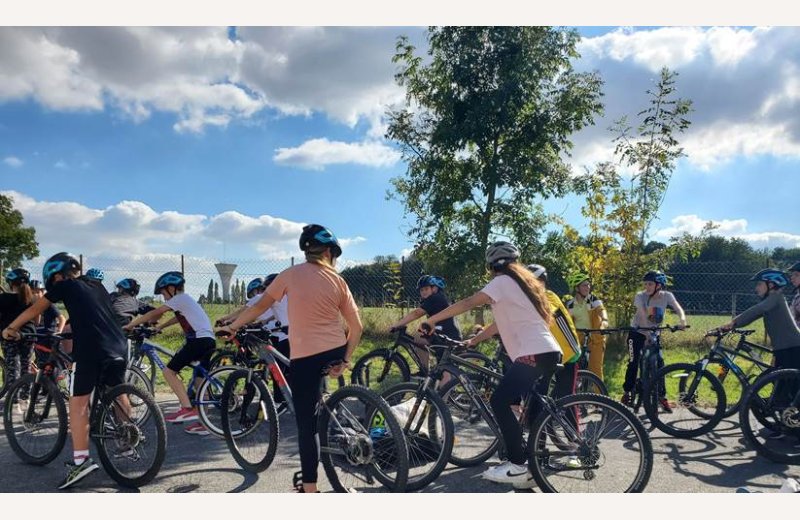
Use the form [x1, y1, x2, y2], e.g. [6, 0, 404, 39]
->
[789, 262, 800, 328]
[622, 270, 687, 409]
[84, 268, 104, 283]
[0, 268, 37, 410]
[422, 241, 561, 489]
[124, 271, 216, 435]
[3, 253, 130, 489]
[109, 278, 155, 326]
[564, 272, 609, 381]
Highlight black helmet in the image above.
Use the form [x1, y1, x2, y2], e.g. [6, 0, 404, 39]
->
[42, 252, 81, 291]
[526, 264, 548, 283]
[643, 270, 668, 286]
[263, 273, 279, 287]
[299, 224, 342, 258]
[116, 278, 141, 296]
[154, 271, 185, 294]
[5, 268, 31, 285]
[790, 262, 800, 273]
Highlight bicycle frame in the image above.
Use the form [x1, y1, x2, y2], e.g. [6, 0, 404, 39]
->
[703, 331, 772, 381]
[138, 340, 224, 408]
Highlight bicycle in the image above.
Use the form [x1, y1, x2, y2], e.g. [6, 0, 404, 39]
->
[739, 368, 800, 464]
[127, 326, 239, 437]
[575, 329, 616, 395]
[422, 325, 653, 492]
[3, 332, 166, 488]
[219, 331, 410, 492]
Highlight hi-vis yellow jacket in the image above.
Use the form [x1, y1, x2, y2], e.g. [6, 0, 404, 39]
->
[564, 293, 608, 353]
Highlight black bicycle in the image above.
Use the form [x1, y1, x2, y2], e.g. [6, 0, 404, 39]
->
[219, 330, 410, 492]
[739, 368, 800, 464]
[3, 332, 167, 488]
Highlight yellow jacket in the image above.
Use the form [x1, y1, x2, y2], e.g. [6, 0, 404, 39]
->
[564, 294, 608, 352]
[546, 290, 581, 364]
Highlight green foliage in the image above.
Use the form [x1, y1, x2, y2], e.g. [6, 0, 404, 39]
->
[0, 193, 39, 269]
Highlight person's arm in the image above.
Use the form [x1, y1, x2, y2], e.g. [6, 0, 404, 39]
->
[668, 294, 688, 328]
[223, 294, 277, 333]
[723, 295, 774, 330]
[633, 295, 648, 327]
[342, 310, 363, 364]
[422, 291, 493, 332]
[216, 306, 246, 325]
[155, 316, 180, 332]
[466, 322, 499, 347]
[1, 298, 51, 339]
[55, 313, 67, 334]
[124, 305, 171, 330]
[390, 308, 426, 330]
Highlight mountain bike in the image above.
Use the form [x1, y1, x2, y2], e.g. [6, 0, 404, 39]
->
[739, 368, 800, 464]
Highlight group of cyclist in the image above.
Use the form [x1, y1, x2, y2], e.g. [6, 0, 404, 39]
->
[2, 222, 800, 491]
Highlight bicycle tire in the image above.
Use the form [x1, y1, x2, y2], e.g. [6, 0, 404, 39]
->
[0, 354, 6, 399]
[93, 383, 167, 488]
[437, 376, 499, 467]
[125, 364, 155, 425]
[220, 369, 279, 473]
[319, 384, 409, 493]
[528, 393, 653, 493]
[350, 348, 411, 391]
[739, 368, 800, 464]
[131, 352, 158, 389]
[196, 366, 239, 437]
[704, 360, 752, 418]
[576, 370, 608, 396]
[3, 374, 68, 465]
[380, 382, 454, 491]
[643, 363, 726, 438]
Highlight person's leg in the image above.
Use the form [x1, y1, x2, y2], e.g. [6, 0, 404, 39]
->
[60, 360, 100, 489]
[490, 361, 546, 465]
[163, 342, 200, 419]
[4, 342, 22, 399]
[588, 336, 606, 382]
[622, 332, 644, 394]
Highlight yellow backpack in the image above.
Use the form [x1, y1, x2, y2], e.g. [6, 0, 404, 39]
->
[546, 290, 581, 364]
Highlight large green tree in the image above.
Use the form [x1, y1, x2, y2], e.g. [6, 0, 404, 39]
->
[387, 27, 604, 297]
[0, 193, 39, 270]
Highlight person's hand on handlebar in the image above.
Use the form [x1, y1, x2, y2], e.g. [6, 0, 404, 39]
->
[215, 325, 237, 340]
[2, 327, 21, 341]
[718, 321, 734, 333]
[419, 321, 435, 336]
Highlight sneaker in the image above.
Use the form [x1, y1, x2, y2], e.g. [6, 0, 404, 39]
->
[659, 399, 673, 414]
[566, 457, 582, 469]
[779, 478, 800, 493]
[184, 422, 210, 436]
[621, 392, 633, 407]
[164, 407, 198, 423]
[481, 461, 532, 485]
[512, 474, 538, 489]
[57, 458, 99, 490]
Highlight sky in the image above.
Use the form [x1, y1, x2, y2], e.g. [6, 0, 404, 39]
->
[2, 26, 800, 274]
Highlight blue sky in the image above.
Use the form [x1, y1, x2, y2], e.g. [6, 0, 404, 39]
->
[2, 26, 800, 271]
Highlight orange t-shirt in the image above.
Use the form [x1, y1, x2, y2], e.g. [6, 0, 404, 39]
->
[265, 261, 360, 360]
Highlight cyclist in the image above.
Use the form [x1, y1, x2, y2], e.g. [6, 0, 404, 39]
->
[30, 279, 67, 335]
[789, 262, 800, 328]
[2, 253, 130, 489]
[109, 278, 155, 326]
[85, 268, 105, 283]
[1, 269, 36, 412]
[622, 270, 687, 410]
[123, 271, 216, 436]
[217, 224, 361, 493]
[422, 241, 561, 488]
[389, 274, 461, 374]
[564, 271, 609, 381]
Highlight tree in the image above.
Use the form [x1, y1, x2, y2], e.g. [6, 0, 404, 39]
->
[207, 280, 214, 303]
[214, 282, 220, 304]
[387, 27, 604, 299]
[0, 193, 39, 268]
[232, 279, 240, 305]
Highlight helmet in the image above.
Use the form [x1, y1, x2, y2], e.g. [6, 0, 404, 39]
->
[299, 224, 342, 258]
[485, 241, 520, 268]
[750, 268, 788, 288]
[29, 279, 42, 291]
[566, 271, 590, 289]
[5, 268, 31, 285]
[527, 264, 548, 283]
[263, 273, 279, 287]
[85, 268, 105, 282]
[154, 271, 185, 294]
[417, 275, 446, 290]
[116, 278, 141, 296]
[247, 278, 264, 296]
[42, 252, 81, 290]
[790, 262, 800, 273]
[643, 270, 668, 286]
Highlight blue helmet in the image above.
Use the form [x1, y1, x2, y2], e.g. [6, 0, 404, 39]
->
[417, 275, 446, 290]
[116, 278, 141, 296]
[643, 270, 668, 287]
[299, 224, 342, 258]
[28, 279, 42, 291]
[5, 268, 31, 285]
[42, 252, 81, 291]
[247, 278, 264, 296]
[751, 268, 788, 288]
[85, 268, 105, 282]
[154, 271, 185, 294]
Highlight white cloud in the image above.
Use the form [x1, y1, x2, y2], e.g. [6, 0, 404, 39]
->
[3, 156, 23, 168]
[274, 138, 400, 170]
[653, 214, 800, 249]
[54, 159, 68, 169]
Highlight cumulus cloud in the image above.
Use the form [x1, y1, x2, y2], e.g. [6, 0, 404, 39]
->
[3, 156, 23, 167]
[273, 138, 400, 170]
[653, 214, 800, 249]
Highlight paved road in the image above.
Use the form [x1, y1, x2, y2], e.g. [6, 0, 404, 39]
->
[0, 394, 797, 493]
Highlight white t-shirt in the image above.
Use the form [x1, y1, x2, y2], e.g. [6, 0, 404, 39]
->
[631, 290, 680, 328]
[164, 293, 214, 339]
[480, 275, 560, 361]
[247, 293, 290, 341]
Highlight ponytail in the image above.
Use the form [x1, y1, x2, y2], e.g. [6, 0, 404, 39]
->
[496, 262, 551, 325]
[12, 281, 33, 307]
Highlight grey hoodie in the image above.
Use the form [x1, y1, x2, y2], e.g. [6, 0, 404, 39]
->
[733, 291, 800, 350]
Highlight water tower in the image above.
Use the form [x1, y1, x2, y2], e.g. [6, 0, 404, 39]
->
[214, 263, 237, 302]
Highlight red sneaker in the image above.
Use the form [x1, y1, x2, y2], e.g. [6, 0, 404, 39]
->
[165, 407, 198, 423]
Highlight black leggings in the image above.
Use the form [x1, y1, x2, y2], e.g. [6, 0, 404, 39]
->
[623, 331, 665, 396]
[490, 351, 560, 465]
[3, 340, 33, 400]
[291, 345, 347, 484]
[272, 338, 291, 404]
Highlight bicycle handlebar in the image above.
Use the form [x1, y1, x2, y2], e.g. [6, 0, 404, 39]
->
[18, 331, 73, 341]
[618, 325, 690, 333]
[576, 328, 621, 336]
[704, 328, 756, 338]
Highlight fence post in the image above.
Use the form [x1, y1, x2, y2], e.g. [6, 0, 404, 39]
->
[291, 256, 295, 266]
[79, 254, 84, 274]
[181, 254, 185, 275]
[400, 256, 406, 319]
[731, 293, 736, 318]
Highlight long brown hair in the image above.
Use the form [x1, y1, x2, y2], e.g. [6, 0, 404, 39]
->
[495, 262, 552, 325]
[10, 281, 33, 307]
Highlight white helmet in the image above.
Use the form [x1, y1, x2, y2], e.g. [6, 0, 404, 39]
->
[485, 241, 520, 268]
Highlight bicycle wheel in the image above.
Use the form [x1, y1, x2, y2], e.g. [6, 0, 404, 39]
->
[0, 354, 6, 399]
[93, 383, 167, 488]
[3, 374, 68, 465]
[739, 369, 800, 464]
[350, 349, 411, 393]
[576, 370, 608, 396]
[319, 385, 409, 492]
[528, 393, 653, 493]
[220, 369, 279, 473]
[380, 382, 453, 491]
[644, 363, 726, 438]
[705, 360, 750, 418]
[438, 376, 499, 467]
[125, 365, 154, 425]
[131, 352, 158, 389]
[196, 366, 239, 437]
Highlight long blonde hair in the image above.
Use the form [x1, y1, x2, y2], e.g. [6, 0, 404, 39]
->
[305, 245, 336, 270]
[494, 262, 552, 325]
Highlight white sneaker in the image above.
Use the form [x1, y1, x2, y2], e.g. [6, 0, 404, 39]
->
[482, 461, 532, 485]
[779, 478, 800, 493]
[512, 474, 538, 489]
